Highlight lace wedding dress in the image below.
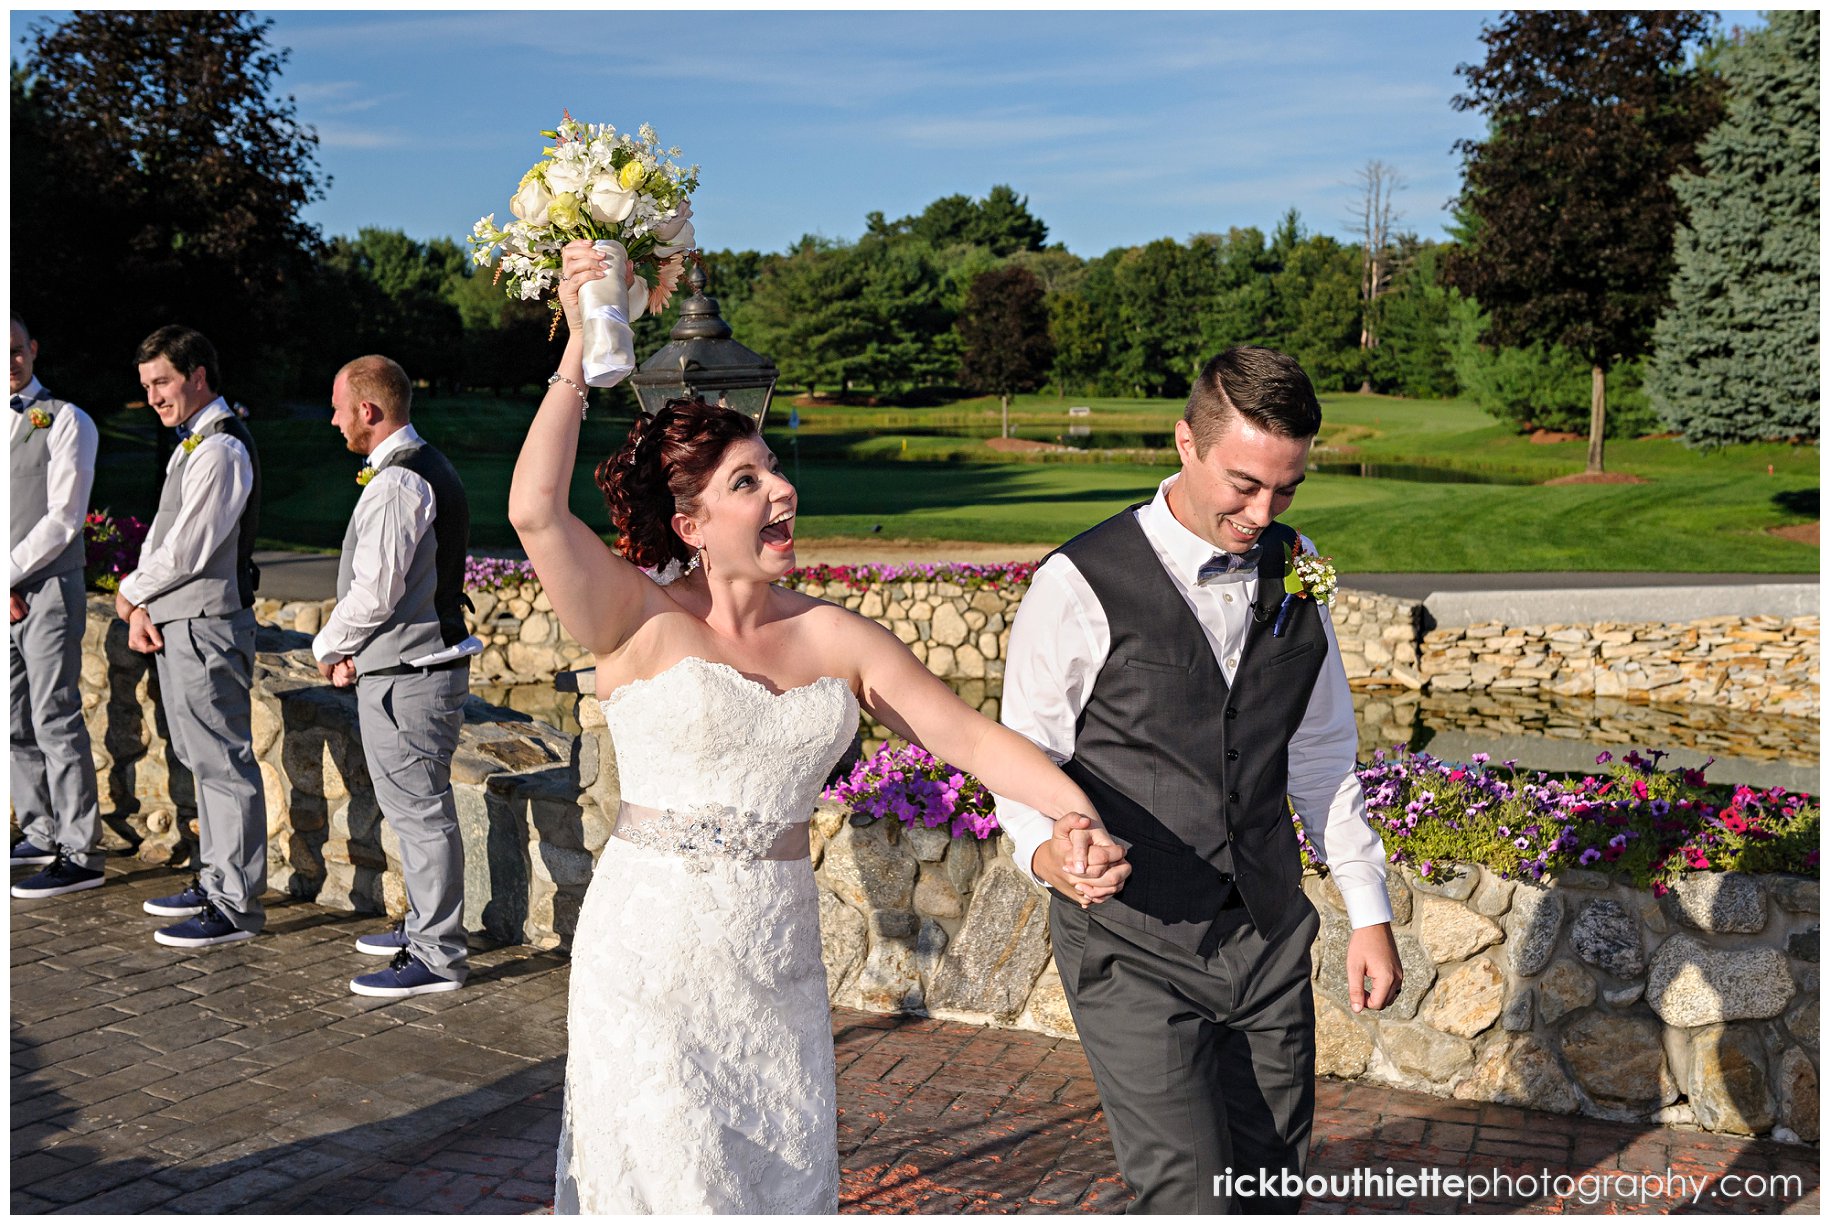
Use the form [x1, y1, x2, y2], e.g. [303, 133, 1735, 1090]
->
[556, 656, 859, 1214]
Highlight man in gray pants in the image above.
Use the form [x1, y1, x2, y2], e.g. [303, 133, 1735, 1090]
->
[117, 326, 267, 948]
[314, 355, 477, 998]
[10, 316, 106, 899]
[999, 348, 1403, 1213]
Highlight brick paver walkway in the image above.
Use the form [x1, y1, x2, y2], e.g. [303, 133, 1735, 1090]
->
[12, 862, 1819, 1213]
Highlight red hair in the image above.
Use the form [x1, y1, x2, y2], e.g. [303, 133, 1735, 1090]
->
[595, 397, 759, 569]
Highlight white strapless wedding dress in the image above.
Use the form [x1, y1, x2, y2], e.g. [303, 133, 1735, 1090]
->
[556, 656, 859, 1214]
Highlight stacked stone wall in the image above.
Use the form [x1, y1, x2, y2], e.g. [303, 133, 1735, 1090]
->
[75, 590, 1820, 1141]
[1422, 617, 1818, 717]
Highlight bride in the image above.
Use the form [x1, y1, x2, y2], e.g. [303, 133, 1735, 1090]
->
[514, 239, 1131, 1214]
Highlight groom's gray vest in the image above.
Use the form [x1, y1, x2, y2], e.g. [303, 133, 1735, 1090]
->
[143, 412, 262, 624]
[1052, 511, 1328, 954]
[9, 393, 88, 587]
[336, 438, 472, 674]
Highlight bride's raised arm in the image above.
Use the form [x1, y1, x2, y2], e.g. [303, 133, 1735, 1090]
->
[507, 239, 654, 656]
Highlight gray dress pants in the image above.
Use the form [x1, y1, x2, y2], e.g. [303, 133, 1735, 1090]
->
[1049, 892, 1321, 1214]
[356, 665, 469, 981]
[9, 569, 102, 868]
[152, 609, 266, 932]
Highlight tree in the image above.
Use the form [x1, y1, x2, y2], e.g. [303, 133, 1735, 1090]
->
[958, 266, 1054, 437]
[13, 11, 326, 412]
[1445, 11, 1724, 472]
[1445, 294, 1659, 437]
[1270, 234, 1364, 393]
[1648, 11, 1820, 447]
[1347, 160, 1404, 392]
[1367, 240, 1459, 399]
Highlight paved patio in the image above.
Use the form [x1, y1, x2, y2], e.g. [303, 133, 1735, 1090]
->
[11, 861, 1819, 1213]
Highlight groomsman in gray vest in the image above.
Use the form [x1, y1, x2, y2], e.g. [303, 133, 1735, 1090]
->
[9, 316, 106, 898]
[117, 325, 268, 948]
[314, 355, 477, 998]
[998, 347, 1402, 1213]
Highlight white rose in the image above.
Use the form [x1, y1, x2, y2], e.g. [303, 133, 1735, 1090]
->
[509, 179, 552, 227]
[652, 219, 696, 259]
[586, 175, 637, 226]
[651, 198, 694, 242]
[545, 157, 589, 195]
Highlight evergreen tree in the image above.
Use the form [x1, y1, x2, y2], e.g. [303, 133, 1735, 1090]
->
[1648, 11, 1820, 447]
[1445, 11, 1723, 471]
[958, 266, 1054, 436]
[1367, 241, 1459, 399]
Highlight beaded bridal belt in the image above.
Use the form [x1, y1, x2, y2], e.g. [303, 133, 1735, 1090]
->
[612, 801, 810, 868]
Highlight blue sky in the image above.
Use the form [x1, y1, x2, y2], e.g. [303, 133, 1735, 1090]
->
[13, 9, 1761, 258]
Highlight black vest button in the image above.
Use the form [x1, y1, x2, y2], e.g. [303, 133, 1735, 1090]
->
[1226, 749, 1240, 761]
[1225, 706, 1237, 719]
[1227, 791, 1240, 804]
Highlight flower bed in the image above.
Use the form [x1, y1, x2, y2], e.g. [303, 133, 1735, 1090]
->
[83, 511, 148, 593]
[787, 561, 1037, 593]
[1355, 748, 1819, 890]
[823, 742, 1000, 839]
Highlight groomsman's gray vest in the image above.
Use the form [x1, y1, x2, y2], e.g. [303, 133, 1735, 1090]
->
[143, 412, 262, 624]
[336, 438, 472, 673]
[1052, 512, 1328, 953]
[9, 394, 88, 587]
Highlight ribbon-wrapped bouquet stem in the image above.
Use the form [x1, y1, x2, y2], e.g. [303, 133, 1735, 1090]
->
[469, 114, 698, 387]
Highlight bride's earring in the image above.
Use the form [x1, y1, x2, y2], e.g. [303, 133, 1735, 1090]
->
[684, 547, 702, 577]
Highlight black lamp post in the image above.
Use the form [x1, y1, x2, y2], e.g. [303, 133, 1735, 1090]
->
[629, 263, 779, 428]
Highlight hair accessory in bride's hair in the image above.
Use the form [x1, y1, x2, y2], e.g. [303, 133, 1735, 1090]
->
[645, 548, 702, 587]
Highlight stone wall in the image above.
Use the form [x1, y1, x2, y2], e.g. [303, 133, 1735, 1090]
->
[1422, 616, 1819, 717]
[79, 597, 586, 949]
[1302, 865, 1817, 1143]
[255, 581, 1820, 723]
[70, 603, 1820, 1140]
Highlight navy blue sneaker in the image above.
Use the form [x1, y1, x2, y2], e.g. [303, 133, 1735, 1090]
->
[355, 919, 409, 957]
[143, 875, 208, 917]
[350, 950, 462, 998]
[11, 837, 56, 867]
[11, 849, 105, 899]
[154, 900, 256, 948]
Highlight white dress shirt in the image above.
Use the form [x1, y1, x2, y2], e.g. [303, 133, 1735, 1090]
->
[312, 424, 480, 667]
[997, 473, 1394, 930]
[10, 378, 99, 588]
[117, 399, 253, 609]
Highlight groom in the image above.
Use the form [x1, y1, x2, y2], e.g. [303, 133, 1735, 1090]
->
[998, 346, 1401, 1213]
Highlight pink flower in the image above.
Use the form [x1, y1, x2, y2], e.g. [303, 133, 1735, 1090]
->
[647, 255, 686, 314]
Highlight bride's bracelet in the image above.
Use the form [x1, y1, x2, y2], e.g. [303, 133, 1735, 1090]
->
[548, 371, 590, 419]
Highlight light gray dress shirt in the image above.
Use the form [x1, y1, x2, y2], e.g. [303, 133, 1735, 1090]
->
[117, 398, 252, 610]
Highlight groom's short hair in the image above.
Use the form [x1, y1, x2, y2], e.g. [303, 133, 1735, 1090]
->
[1184, 346, 1322, 454]
[339, 355, 413, 422]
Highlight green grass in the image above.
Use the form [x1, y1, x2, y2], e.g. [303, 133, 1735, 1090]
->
[86, 389, 1818, 572]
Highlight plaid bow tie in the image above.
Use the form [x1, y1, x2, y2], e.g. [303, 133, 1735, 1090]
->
[1195, 544, 1262, 585]
[10, 395, 24, 414]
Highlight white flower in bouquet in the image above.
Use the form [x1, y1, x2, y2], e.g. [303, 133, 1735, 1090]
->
[470, 112, 701, 326]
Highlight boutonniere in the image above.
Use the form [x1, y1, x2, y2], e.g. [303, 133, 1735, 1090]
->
[26, 407, 52, 431]
[180, 434, 203, 454]
[1271, 536, 1337, 637]
[356, 464, 377, 487]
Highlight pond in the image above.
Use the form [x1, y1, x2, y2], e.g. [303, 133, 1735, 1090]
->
[477, 680, 1816, 794]
[1305, 461, 1537, 485]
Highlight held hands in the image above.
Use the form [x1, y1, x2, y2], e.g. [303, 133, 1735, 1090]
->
[126, 607, 164, 655]
[316, 658, 357, 688]
[9, 589, 24, 624]
[1032, 812, 1131, 908]
[1346, 922, 1403, 1013]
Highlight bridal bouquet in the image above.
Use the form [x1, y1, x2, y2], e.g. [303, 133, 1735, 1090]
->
[469, 114, 699, 384]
